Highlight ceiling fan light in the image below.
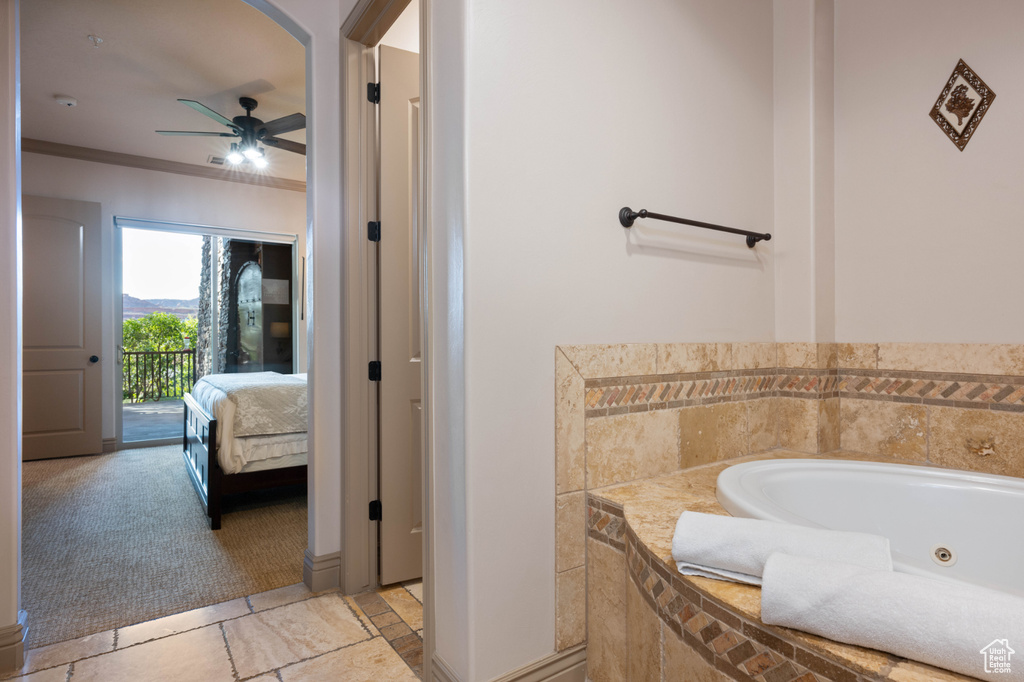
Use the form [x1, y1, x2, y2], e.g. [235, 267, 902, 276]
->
[242, 145, 261, 160]
[253, 154, 268, 170]
[226, 143, 244, 165]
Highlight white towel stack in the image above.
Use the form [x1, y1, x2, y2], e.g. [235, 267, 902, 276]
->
[670, 511, 892, 585]
[670, 509, 1024, 680]
[762, 554, 1024, 682]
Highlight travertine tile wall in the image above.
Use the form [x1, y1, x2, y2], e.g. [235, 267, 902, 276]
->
[835, 343, 1024, 478]
[555, 342, 813, 651]
[555, 342, 1024, 656]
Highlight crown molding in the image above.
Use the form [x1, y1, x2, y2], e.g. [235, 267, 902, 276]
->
[21, 138, 306, 193]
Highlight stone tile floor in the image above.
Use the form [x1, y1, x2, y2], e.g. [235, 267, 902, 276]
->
[2, 580, 424, 681]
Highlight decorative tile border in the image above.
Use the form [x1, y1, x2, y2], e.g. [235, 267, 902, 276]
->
[624, 521, 872, 682]
[586, 497, 625, 552]
[839, 371, 1024, 412]
[585, 370, 838, 418]
[583, 367, 1024, 417]
[774, 370, 841, 400]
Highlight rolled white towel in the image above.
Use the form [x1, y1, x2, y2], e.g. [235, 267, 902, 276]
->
[671, 511, 892, 585]
[762, 553, 1024, 682]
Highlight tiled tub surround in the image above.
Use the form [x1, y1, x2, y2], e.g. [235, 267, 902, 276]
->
[555, 343, 804, 650]
[588, 452, 978, 682]
[834, 342, 1024, 475]
[555, 342, 1024, 654]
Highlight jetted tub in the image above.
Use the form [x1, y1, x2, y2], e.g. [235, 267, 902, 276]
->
[716, 459, 1024, 597]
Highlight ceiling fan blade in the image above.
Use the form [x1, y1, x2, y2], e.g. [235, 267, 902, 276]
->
[260, 113, 306, 137]
[156, 130, 238, 137]
[263, 137, 306, 156]
[177, 99, 238, 129]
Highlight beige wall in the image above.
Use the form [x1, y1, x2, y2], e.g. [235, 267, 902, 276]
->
[834, 0, 1024, 343]
[21, 152, 307, 442]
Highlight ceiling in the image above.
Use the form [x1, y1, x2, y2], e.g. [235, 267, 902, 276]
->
[20, 0, 307, 182]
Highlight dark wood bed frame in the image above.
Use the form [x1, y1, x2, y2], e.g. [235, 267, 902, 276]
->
[182, 393, 307, 530]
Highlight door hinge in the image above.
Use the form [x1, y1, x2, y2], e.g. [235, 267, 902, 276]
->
[368, 221, 381, 242]
[367, 82, 380, 104]
[368, 360, 381, 382]
[369, 499, 382, 521]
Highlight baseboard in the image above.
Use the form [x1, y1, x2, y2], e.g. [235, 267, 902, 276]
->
[431, 653, 460, 682]
[489, 645, 586, 682]
[303, 549, 341, 592]
[430, 645, 586, 682]
[102, 438, 116, 453]
[0, 611, 27, 674]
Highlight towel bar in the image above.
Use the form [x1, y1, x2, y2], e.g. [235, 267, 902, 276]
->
[619, 207, 771, 248]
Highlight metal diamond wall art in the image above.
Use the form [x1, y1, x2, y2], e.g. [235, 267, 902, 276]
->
[929, 59, 996, 151]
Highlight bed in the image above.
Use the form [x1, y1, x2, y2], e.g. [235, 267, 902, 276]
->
[182, 372, 308, 529]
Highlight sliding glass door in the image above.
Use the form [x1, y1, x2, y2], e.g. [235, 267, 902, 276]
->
[116, 217, 299, 446]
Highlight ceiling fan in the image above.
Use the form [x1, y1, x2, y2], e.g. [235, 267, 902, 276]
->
[156, 96, 306, 168]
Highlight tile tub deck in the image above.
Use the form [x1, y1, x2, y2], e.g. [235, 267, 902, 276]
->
[588, 450, 977, 682]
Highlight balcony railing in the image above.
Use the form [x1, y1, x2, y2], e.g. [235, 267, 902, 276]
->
[122, 349, 197, 403]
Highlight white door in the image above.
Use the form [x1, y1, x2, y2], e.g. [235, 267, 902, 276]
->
[378, 45, 422, 585]
[22, 196, 103, 460]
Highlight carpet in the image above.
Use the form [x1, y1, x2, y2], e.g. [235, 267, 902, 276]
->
[22, 445, 307, 648]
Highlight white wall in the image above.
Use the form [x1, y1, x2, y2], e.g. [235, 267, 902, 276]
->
[423, 0, 470, 676]
[773, 1, 816, 341]
[0, 0, 23, 661]
[811, 0, 835, 342]
[451, 0, 776, 677]
[835, 0, 1024, 343]
[251, 0, 354, 569]
[773, 0, 835, 343]
[22, 152, 307, 442]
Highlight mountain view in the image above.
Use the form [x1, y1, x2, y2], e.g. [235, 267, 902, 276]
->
[122, 294, 199, 320]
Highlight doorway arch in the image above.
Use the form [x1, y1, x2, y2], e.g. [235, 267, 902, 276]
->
[0, 0, 350, 671]
[240, 0, 349, 596]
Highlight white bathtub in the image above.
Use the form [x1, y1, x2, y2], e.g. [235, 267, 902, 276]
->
[716, 459, 1024, 597]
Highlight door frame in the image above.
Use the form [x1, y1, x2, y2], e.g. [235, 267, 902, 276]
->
[340, 32, 378, 595]
[113, 217, 301, 450]
[0, 2, 21, 669]
[341, 0, 436, 678]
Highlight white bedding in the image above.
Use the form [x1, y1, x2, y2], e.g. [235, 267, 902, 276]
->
[190, 372, 308, 474]
[235, 432, 308, 466]
[239, 450, 307, 473]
